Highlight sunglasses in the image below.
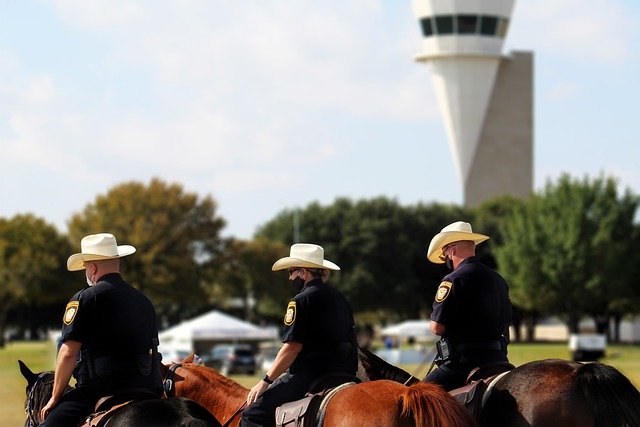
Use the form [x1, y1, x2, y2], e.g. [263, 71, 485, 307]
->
[288, 268, 300, 275]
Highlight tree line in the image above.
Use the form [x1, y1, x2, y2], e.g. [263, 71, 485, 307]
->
[1, 174, 638, 347]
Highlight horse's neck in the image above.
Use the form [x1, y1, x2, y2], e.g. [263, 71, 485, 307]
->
[182, 366, 248, 425]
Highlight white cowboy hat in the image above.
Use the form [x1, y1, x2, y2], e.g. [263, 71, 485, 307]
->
[67, 233, 136, 271]
[272, 243, 340, 271]
[426, 221, 489, 264]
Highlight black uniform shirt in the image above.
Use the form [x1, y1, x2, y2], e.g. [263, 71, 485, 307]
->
[282, 278, 357, 375]
[430, 257, 512, 343]
[61, 273, 161, 391]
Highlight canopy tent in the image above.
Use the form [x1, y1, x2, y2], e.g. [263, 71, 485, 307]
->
[380, 319, 437, 343]
[158, 310, 279, 355]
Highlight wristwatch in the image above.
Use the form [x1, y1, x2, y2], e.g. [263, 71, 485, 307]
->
[263, 374, 274, 384]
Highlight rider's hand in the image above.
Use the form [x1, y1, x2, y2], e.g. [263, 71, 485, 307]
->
[246, 380, 269, 404]
[40, 396, 59, 421]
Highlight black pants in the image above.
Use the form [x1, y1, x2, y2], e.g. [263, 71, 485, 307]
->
[424, 350, 508, 392]
[240, 372, 315, 427]
[40, 387, 99, 427]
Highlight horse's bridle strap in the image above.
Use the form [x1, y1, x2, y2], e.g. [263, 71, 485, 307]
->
[163, 363, 182, 398]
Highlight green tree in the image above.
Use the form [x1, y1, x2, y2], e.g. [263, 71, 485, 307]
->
[66, 178, 227, 324]
[210, 237, 289, 323]
[495, 174, 639, 338]
[0, 214, 71, 346]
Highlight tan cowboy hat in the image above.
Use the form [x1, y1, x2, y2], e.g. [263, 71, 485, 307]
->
[272, 243, 340, 271]
[67, 233, 136, 271]
[426, 221, 489, 264]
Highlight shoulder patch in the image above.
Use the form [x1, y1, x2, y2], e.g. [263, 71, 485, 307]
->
[435, 281, 452, 303]
[63, 301, 79, 325]
[284, 301, 296, 326]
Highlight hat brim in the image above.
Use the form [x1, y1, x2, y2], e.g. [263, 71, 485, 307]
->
[67, 245, 136, 271]
[272, 257, 340, 272]
[427, 232, 489, 264]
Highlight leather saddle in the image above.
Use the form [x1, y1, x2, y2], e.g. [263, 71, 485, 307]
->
[449, 362, 515, 422]
[80, 388, 159, 427]
[275, 374, 360, 427]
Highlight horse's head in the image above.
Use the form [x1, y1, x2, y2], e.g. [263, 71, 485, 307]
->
[19, 360, 55, 427]
[357, 347, 420, 385]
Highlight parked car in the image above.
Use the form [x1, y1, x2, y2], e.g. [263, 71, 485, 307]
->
[204, 344, 256, 375]
[256, 346, 279, 372]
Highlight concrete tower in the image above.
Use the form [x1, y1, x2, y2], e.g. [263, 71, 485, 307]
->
[412, 0, 533, 206]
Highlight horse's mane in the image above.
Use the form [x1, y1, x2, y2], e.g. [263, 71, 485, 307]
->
[576, 362, 640, 427]
[401, 382, 477, 427]
[182, 362, 248, 391]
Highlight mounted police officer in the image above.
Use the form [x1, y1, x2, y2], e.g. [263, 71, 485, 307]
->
[40, 233, 163, 426]
[424, 221, 512, 391]
[241, 243, 358, 427]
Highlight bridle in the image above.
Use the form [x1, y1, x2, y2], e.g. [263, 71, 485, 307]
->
[25, 373, 54, 427]
[163, 362, 246, 427]
[163, 363, 181, 397]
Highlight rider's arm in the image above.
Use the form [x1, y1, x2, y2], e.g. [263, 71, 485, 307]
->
[40, 340, 81, 420]
[430, 320, 446, 336]
[246, 341, 302, 404]
[265, 341, 302, 382]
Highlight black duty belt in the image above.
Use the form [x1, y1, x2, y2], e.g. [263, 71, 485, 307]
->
[455, 340, 504, 353]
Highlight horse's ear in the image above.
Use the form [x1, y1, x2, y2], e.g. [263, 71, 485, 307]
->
[160, 361, 169, 377]
[184, 353, 195, 363]
[18, 360, 39, 385]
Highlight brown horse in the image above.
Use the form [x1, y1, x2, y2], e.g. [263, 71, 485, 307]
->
[357, 348, 640, 427]
[161, 355, 477, 427]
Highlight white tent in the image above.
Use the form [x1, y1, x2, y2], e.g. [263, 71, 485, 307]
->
[158, 310, 279, 355]
[380, 319, 437, 342]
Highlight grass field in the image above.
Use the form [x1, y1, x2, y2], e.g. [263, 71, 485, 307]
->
[4, 341, 639, 426]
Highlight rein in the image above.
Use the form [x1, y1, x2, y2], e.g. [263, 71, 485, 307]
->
[26, 373, 54, 427]
[221, 401, 247, 427]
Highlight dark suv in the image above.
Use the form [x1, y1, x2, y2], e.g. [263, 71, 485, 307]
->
[205, 344, 256, 375]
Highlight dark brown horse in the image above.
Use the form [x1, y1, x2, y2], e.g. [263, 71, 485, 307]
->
[358, 348, 640, 427]
[161, 355, 476, 427]
[19, 360, 221, 427]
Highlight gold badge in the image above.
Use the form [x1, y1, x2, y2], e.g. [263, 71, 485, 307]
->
[435, 281, 452, 303]
[284, 301, 296, 326]
[63, 301, 79, 325]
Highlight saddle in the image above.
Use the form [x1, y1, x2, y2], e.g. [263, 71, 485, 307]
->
[449, 362, 515, 422]
[275, 374, 360, 427]
[80, 388, 159, 427]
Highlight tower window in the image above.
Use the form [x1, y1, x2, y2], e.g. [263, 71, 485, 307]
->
[435, 16, 454, 35]
[457, 15, 478, 34]
[420, 17, 434, 37]
[480, 16, 498, 35]
[418, 14, 507, 38]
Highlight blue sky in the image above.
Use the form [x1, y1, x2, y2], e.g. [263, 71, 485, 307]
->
[1, 0, 638, 239]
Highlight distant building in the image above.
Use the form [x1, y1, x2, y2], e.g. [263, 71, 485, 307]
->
[412, 0, 533, 206]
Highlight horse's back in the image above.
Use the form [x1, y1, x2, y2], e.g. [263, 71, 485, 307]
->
[482, 359, 640, 427]
[108, 397, 221, 426]
[322, 380, 476, 427]
[321, 380, 412, 427]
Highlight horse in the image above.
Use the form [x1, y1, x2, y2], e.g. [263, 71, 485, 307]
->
[357, 348, 640, 427]
[19, 360, 222, 427]
[161, 354, 477, 427]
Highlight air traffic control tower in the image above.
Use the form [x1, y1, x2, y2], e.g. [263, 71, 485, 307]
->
[412, 0, 533, 207]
